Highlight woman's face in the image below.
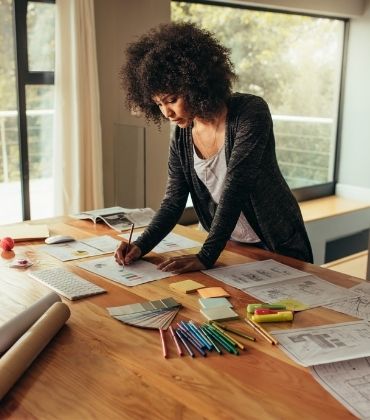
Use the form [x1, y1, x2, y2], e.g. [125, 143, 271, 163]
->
[153, 94, 193, 128]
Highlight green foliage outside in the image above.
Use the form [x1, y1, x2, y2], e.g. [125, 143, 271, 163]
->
[0, 0, 54, 184]
[172, 2, 344, 188]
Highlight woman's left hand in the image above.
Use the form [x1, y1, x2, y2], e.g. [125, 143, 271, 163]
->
[157, 254, 206, 274]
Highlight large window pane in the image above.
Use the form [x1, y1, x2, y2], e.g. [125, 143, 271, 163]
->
[172, 2, 344, 190]
[0, 0, 22, 224]
[26, 85, 54, 219]
[27, 1, 55, 72]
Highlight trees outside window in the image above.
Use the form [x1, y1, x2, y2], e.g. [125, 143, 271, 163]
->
[172, 1, 345, 199]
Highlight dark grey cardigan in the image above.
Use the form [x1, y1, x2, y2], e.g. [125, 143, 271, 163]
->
[134, 93, 313, 268]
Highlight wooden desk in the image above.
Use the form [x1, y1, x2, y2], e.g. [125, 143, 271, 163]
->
[0, 217, 360, 419]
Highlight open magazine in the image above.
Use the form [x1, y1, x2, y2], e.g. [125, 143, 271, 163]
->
[72, 206, 155, 232]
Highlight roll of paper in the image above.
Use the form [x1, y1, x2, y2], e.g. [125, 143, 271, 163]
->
[0, 302, 70, 400]
[0, 292, 61, 355]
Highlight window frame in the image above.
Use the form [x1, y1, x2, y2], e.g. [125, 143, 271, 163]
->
[13, 0, 55, 221]
[172, 0, 349, 207]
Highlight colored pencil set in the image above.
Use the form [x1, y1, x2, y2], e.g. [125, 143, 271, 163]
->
[158, 320, 256, 358]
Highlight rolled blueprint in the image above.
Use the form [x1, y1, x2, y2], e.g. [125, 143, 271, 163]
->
[0, 292, 61, 355]
[0, 302, 70, 400]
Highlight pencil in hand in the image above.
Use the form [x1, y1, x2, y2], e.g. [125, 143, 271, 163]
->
[124, 223, 135, 264]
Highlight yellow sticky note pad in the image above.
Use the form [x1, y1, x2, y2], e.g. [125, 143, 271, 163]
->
[197, 287, 230, 298]
[169, 279, 205, 294]
[272, 299, 309, 312]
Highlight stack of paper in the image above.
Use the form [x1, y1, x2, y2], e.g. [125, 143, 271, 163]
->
[107, 297, 181, 329]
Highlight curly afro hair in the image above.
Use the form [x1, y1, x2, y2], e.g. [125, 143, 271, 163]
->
[120, 21, 236, 125]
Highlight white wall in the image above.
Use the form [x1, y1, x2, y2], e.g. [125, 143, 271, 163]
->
[336, 0, 370, 201]
[94, 0, 170, 210]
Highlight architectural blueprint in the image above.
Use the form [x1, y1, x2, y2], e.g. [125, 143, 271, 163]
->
[325, 281, 370, 320]
[272, 321, 370, 367]
[311, 357, 370, 419]
[245, 275, 357, 309]
[204, 259, 308, 288]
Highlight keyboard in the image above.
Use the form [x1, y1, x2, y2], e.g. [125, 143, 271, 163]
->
[29, 268, 107, 300]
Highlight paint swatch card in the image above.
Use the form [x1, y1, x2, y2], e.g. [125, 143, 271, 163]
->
[107, 297, 181, 329]
[77, 256, 175, 286]
[197, 287, 230, 298]
[169, 279, 205, 294]
[200, 306, 239, 322]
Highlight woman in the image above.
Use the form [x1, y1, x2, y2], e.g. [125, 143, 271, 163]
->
[115, 21, 313, 274]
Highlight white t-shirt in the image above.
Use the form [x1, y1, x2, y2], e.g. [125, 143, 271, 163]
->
[193, 145, 260, 243]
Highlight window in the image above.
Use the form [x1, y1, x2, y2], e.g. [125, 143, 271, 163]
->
[172, 1, 346, 202]
[0, 0, 55, 224]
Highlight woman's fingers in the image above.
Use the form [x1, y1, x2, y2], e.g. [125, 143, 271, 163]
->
[114, 242, 142, 265]
[158, 255, 205, 274]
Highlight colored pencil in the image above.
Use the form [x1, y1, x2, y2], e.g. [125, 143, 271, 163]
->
[200, 326, 223, 355]
[177, 327, 207, 357]
[169, 326, 182, 356]
[203, 324, 239, 355]
[190, 321, 213, 349]
[187, 322, 212, 350]
[178, 322, 205, 349]
[159, 329, 168, 358]
[210, 322, 245, 350]
[207, 324, 237, 348]
[175, 329, 194, 357]
[125, 223, 135, 261]
[215, 323, 256, 342]
[244, 318, 278, 345]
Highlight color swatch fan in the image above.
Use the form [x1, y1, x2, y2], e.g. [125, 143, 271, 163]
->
[107, 297, 181, 329]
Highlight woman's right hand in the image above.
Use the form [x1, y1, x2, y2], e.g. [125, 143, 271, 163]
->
[114, 242, 142, 265]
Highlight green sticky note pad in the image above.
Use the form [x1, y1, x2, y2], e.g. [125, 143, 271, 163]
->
[199, 297, 232, 309]
[272, 298, 309, 312]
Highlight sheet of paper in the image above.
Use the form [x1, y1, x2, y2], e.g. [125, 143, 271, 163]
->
[77, 256, 175, 286]
[245, 275, 357, 309]
[40, 235, 120, 261]
[310, 357, 370, 419]
[119, 231, 202, 253]
[203, 259, 308, 289]
[272, 321, 370, 367]
[324, 282, 370, 320]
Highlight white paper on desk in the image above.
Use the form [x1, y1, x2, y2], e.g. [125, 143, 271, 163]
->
[272, 321, 370, 367]
[41, 235, 120, 261]
[0, 292, 61, 355]
[119, 231, 202, 253]
[77, 255, 175, 286]
[245, 275, 358, 309]
[203, 259, 308, 289]
[310, 357, 370, 420]
[324, 282, 370, 320]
